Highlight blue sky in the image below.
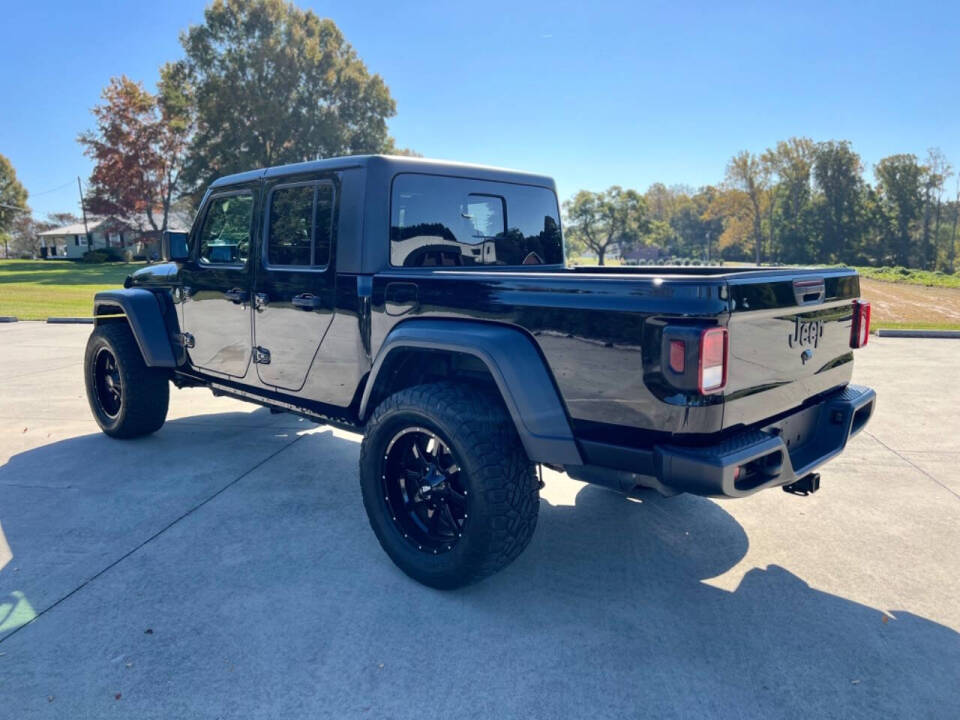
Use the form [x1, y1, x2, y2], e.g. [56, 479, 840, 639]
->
[2, 0, 958, 218]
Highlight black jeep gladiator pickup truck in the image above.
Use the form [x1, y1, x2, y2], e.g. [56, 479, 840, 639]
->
[84, 155, 876, 588]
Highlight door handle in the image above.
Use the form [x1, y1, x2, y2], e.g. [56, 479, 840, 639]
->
[224, 288, 248, 304]
[291, 293, 322, 310]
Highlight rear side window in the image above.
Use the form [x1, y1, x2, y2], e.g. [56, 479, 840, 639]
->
[198, 193, 254, 265]
[266, 182, 335, 267]
[390, 174, 563, 267]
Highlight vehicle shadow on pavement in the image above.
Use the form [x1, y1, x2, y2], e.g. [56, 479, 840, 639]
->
[0, 413, 957, 718]
[489, 484, 960, 717]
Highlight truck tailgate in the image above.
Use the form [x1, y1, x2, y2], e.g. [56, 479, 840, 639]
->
[722, 269, 861, 430]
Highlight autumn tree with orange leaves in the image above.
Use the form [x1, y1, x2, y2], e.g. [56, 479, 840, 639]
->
[78, 64, 192, 232]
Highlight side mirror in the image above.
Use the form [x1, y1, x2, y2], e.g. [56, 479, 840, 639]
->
[161, 231, 190, 261]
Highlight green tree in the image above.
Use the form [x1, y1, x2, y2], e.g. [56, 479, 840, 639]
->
[0, 154, 30, 258]
[809, 141, 868, 263]
[875, 154, 925, 266]
[762, 138, 815, 262]
[180, 0, 397, 193]
[668, 187, 723, 259]
[724, 150, 769, 264]
[562, 187, 648, 265]
[10, 214, 56, 258]
[921, 148, 951, 270]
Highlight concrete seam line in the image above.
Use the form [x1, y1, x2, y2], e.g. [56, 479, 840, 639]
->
[865, 431, 960, 503]
[0, 433, 306, 646]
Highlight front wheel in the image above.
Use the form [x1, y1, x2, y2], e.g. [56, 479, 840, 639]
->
[359, 382, 539, 589]
[84, 322, 170, 438]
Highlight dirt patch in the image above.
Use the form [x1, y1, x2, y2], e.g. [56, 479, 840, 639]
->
[861, 278, 960, 327]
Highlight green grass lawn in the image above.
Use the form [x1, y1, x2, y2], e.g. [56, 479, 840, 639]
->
[0, 260, 144, 320]
[854, 265, 960, 288]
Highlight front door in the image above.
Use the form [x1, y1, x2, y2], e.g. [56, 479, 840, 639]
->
[180, 187, 257, 378]
[252, 177, 337, 391]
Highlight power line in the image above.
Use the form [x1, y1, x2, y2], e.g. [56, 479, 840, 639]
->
[29, 179, 76, 197]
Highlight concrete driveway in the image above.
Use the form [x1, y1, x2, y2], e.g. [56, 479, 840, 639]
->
[1, 323, 958, 719]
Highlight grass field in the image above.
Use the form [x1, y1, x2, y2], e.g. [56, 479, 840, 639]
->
[855, 265, 960, 289]
[0, 260, 144, 320]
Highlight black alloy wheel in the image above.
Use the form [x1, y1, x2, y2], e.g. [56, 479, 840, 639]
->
[93, 347, 123, 418]
[381, 426, 468, 554]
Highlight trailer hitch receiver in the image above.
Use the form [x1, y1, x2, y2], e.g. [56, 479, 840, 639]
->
[783, 472, 820, 496]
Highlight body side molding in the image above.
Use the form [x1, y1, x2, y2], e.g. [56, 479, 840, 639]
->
[359, 319, 582, 465]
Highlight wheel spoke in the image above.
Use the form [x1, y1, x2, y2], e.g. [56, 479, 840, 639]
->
[416, 436, 433, 463]
[407, 496, 427, 512]
[428, 508, 442, 535]
[409, 440, 429, 470]
[439, 501, 460, 537]
[446, 486, 467, 508]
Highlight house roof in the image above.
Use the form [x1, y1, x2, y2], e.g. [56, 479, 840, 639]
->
[39, 212, 192, 237]
[39, 218, 111, 237]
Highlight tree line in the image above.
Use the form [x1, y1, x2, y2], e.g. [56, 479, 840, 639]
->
[564, 139, 959, 271]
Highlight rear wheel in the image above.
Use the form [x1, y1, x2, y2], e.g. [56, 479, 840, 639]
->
[84, 322, 170, 438]
[359, 382, 540, 589]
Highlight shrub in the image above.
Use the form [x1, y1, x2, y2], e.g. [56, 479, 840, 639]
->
[80, 247, 126, 263]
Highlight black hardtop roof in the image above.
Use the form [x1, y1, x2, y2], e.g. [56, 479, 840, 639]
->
[208, 154, 556, 191]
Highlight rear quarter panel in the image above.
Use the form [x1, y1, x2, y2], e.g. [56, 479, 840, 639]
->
[369, 269, 730, 436]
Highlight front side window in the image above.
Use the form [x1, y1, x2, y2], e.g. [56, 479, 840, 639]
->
[198, 193, 254, 265]
[390, 174, 563, 267]
[266, 182, 335, 267]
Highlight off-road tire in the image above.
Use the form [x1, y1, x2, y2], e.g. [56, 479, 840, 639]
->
[84, 322, 170, 438]
[359, 382, 539, 589]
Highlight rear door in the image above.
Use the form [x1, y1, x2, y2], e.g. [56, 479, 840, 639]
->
[179, 187, 257, 378]
[252, 175, 337, 391]
[722, 269, 860, 429]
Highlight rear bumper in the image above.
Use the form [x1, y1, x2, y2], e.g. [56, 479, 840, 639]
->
[567, 384, 876, 499]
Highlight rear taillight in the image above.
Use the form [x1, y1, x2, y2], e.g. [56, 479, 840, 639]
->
[699, 327, 728, 394]
[668, 340, 685, 373]
[850, 300, 871, 348]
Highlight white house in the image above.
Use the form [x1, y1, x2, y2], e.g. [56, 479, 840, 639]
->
[38, 213, 192, 260]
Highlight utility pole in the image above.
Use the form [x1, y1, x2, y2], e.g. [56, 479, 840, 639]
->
[77, 176, 90, 247]
[951, 176, 959, 273]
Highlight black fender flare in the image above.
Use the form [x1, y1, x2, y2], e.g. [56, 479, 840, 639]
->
[93, 289, 177, 368]
[359, 320, 582, 465]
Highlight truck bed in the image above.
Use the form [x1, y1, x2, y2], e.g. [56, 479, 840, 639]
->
[369, 264, 861, 444]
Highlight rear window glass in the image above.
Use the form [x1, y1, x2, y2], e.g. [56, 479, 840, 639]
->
[266, 182, 335, 267]
[390, 174, 563, 267]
